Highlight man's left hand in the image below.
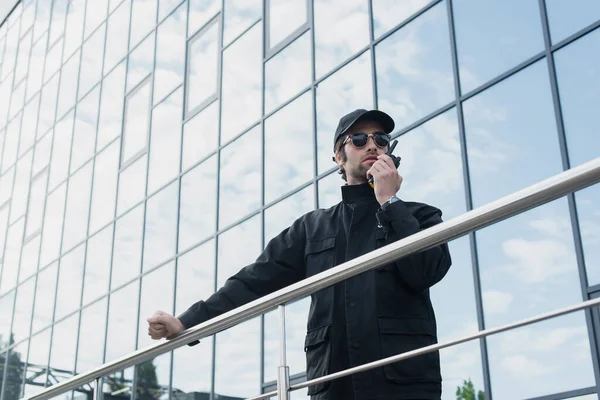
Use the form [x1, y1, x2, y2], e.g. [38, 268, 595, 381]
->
[366, 154, 403, 205]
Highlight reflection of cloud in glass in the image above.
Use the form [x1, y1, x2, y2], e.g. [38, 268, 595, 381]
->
[372, 0, 431, 38]
[268, 0, 306, 48]
[9, 80, 25, 119]
[178, 156, 218, 252]
[97, 60, 126, 150]
[0, 167, 15, 206]
[10, 150, 33, 223]
[14, 28, 32, 84]
[117, 153, 147, 217]
[122, 77, 152, 163]
[187, 20, 219, 115]
[49, 311, 79, 376]
[71, 86, 100, 173]
[172, 335, 213, 395]
[11, 278, 35, 343]
[176, 239, 216, 313]
[130, 0, 158, 50]
[188, 0, 220, 37]
[142, 182, 178, 271]
[2, 114, 20, 172]
[78, 24, 106, 100]
[376, 3, 454, 131]
[57, 50, 81, 120]
[317, 171, 341, 210]
[84, 0, 109, 39]
[83, 224, 113, 305]
[37, 74, 60, 137]
[127, 34, 155, 94]
[487, 312, 594, 399]
[44, 38, 63, 82]
[62, 162, 93, 252]
[31, 263, 58, 332]
[223, 0, 261, 45]
[264, 185, 314, 241]
[316, 51, 372, 174]
[103, 0, 130, 75]
[77, 298, 108, 372]
[33, 134, 52, 176]
[439, 341, 483, 400]
[148, 87, 182, 194]
[26, 33, 47, 101]
[464, 60, 561, 208]
[218, 126, 261, 228]
[182, 100, 218, 171]
[576, 185, 600, 285]
[217, 214, 260, 288]
[19, 234, 41, 284]
[0, 218, 24, 294]
[20, 95, 40, 157]
[111, 204, 144, 288]
[264, 92, 314, 204]
[63, 0, 85, 60]
[89, 139, 120, 235]
[106, 281, 139, 361]
[220, 23, 262, 143]
[264, 32, 311, 114]
[452, 1, 544, 94]
[314, 0, 369, 78]
[0, 290, 15, 347]
[0, 204, 9, 259]
[24, 329, 51, 396]
[54, 243, 85, 321]
[1, 24, 18, 80]
[138, 262, 174, 349]
[154, 3, 186, 104]
[33, 0, 52, 41]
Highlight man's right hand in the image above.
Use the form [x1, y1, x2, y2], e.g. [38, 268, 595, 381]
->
[147, 310, 185, 340]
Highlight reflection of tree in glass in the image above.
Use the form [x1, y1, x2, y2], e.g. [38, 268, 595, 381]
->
[0, 333, 24, 400]
[455, 378, 484, 400]
[135, 360, 165, 400]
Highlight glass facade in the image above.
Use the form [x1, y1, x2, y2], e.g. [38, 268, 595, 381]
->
[0, 0, 599, 399]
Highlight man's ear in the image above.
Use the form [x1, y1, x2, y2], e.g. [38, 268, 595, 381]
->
[334, 151, 344, 167]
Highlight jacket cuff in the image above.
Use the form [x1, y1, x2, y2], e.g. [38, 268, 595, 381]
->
[376, 199, 411, 228]
[177, 305, 209, 347]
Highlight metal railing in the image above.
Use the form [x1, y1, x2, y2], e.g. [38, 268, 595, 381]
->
[21, 156, 600, 400]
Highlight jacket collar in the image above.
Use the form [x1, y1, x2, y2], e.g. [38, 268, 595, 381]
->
[341, 182, 377, 203]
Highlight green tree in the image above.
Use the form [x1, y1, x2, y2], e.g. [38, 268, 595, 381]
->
[456, 378, 484, 400]
[135, 359, 162, 400]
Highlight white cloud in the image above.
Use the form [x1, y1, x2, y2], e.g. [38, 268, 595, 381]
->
[482, 290, 513, 315]
[529, 216, 572, 240]
[500, 354, 559, 379]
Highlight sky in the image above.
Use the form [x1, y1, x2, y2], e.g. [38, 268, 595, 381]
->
[0, 0, 599, 400]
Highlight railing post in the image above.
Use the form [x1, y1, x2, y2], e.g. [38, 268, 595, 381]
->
[93, 378, 101, 400]
[277, 305, 290, 400]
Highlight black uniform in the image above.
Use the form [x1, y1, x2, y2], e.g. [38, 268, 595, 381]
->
[179, 182, 452, 400]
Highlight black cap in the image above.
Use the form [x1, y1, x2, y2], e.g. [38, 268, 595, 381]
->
[333, 109, 395, 151]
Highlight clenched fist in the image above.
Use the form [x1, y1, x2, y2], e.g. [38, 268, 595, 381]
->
[147, 310, 185, 340]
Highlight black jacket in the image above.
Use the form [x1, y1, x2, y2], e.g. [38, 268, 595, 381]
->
[178, 183, 452, 400]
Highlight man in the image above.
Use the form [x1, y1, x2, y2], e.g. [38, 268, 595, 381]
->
[148, 109, 452, 400]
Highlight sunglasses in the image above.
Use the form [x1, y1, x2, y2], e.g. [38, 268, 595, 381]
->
[342, 132, 391, 148]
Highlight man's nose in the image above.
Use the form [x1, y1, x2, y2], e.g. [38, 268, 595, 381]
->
[365, 135, 378, 150]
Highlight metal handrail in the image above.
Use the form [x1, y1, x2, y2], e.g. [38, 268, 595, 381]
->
[22, 156, 600, 400]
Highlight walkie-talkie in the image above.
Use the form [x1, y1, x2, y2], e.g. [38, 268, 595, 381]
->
[368, 140, 401, 189]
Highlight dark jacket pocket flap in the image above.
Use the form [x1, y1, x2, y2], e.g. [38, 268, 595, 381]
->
[304, 324, 330, 350]
[305, 237, 336, 255]
[378, 317, 434, 336]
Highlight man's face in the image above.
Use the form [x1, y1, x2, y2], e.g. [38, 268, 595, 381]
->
[335, 120, 388, 185]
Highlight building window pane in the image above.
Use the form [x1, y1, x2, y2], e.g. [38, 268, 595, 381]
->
[264, 31, 311, 114]
[188, 0, 220, 37]
[97, 61, 126, 151]
[44, 38, 63, 84]
[111, 204, 144, 289]
[32, 263, 58, 332]
[148, 87, 182, 194]
[54, 243, 85, 321]
[76, 298, 107, 372]
[39, 182, 66, 267]
[105, 280, 139, 361]
[15, 29, 32, 84]
[122, 77, 152, 165]
[71, 86, 100, 173]
[33, 133, 53, 176]
[0, 219, 24, 295]
[546, 0, 600, 44]
[373, 0, 429, 38]
[220, 23, 262, 143]
[182, 101, 218, 171]
[48, 111, 75, 192]
[127, 33, 155, 94]
[218, 126, 261, 228]
[104, 0, 131, 75]
[23, 329, 51, 397]
[268, 0, 307, 49]
[29, 170, 54, 259]
[9, 82, 25, 120]
[0, 167, 15, 206]
[57, 50, 81, 121]
[223, 0, 261, 45]
[134, 354, 171, 400]
[62, 162, 93, 252]
[179, 156, 217, 252]
[5, 339, 29, 398]
[2, 116, 20, 173]
[130, 0, 158, 50]
[37, 75, 60, 137]
[63, 0, 85, 60]
[12, 279, 35, 344]
[89, 139, 120, 235]
[0, 204, 9, 260]
[376, 2, 454, 131]
[464, 60, 562, 208]
[10, 150, 33, 224]
[217, 214, 260, 288]
[78, 23, 106, 101]
[19, 234, 41, 284]
[137, 262, 174, 350]
[264, 92, 313, 204]
[116, 154, 147, 217]
[82, 224, 113, 306]
[314, 0, 369, 79]
[452, 0, 544, 93]
[0, 290, 16, 350]
[142, 182, 178, 272]
[186, 19, 219, 116]
[26, 33, 48, 101]
[316, 51, 373, 175]
[154, 3, 186, 103]
[49, 311, 79, 384]
[20, 95, 40, 157]
[84, 0, 109, 39]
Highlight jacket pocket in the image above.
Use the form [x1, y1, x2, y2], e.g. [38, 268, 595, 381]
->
[304, 324, 331, 395]
[378, 317, 441, 384]
[305, 237, 336, 276]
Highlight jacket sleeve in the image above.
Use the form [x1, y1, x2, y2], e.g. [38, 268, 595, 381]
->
[177, 217, 307, 342]
[375, 200, 451, 292]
